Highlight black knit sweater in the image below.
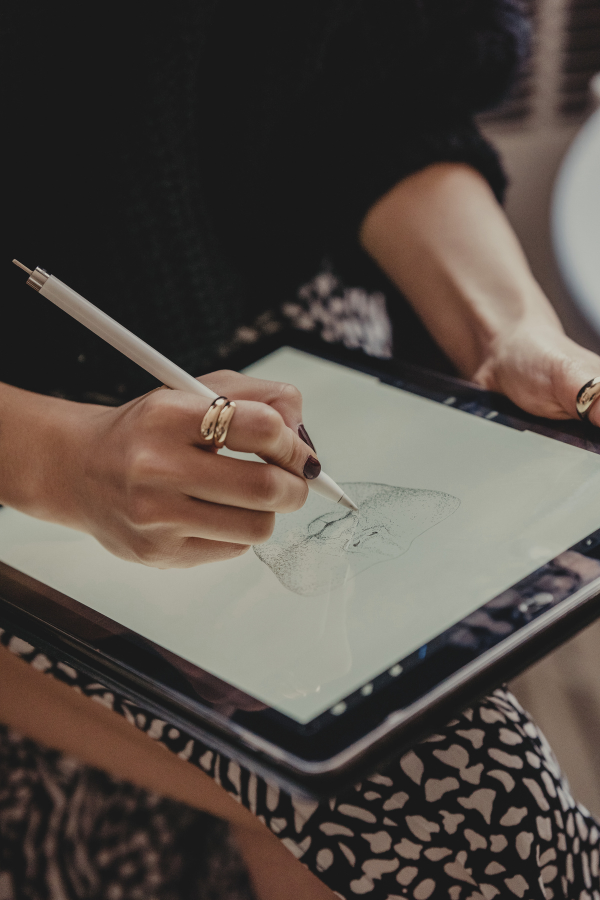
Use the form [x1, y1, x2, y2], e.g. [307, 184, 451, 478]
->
[2, 1, 529, 399]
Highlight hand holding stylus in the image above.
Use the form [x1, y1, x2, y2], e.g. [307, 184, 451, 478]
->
[0, 365, 322, 567]
[13, 261, 356, 511]
[4, 260, 357, 568]
[80, 370, 324, 567]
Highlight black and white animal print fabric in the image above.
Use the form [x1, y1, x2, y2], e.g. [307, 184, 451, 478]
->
[2, 628, 600, 900]
[0, 725, 253, 900]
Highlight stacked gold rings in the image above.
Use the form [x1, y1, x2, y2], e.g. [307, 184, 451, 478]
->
[576, 377, 600, 421]
[200, 396, 237, 447]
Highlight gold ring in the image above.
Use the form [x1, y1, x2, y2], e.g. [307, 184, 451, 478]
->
[576, 377, 600, 421]
[214, 400, 236, 447]
[200, 396, 228, 443]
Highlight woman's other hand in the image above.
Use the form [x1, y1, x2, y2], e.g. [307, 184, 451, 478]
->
[0, 372, 318, 568]
[360, 162, 600, 426]
[472, 318, 600, 425]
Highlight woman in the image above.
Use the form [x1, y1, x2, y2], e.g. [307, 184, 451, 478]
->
[2, 1, 600, 897]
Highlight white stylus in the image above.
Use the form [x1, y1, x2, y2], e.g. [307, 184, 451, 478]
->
[13, 261, 358, 511]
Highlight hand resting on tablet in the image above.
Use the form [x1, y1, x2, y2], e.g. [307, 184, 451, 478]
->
[0, 371, 317, 568]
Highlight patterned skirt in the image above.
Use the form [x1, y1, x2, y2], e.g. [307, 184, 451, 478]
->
[1, 631, 600, 900]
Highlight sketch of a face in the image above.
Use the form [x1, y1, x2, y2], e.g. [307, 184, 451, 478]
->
[254, 483, 460, 596]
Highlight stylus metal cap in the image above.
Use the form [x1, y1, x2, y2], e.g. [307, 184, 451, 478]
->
[26, 266, 50, 292]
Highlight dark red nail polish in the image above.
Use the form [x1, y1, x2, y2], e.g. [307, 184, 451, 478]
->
[298, 424, 316, 453]
[303, 455, 321, 480]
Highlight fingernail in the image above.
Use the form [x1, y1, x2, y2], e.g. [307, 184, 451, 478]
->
[298, 424, 316, 453]
[303, 455, 321, 480]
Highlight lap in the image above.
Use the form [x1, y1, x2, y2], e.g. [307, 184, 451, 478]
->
[1, 630, 598, 899]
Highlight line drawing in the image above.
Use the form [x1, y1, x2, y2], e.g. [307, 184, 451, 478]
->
[254, 482, 460, 596]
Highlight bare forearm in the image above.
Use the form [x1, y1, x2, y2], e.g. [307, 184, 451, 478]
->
[0, 382, 87, 518]
[359, 163, 561, 378]
[0, 371, 314, 567]
[360, 162, 600, 424]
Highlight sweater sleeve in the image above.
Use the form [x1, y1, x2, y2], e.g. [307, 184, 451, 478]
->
[298, 0, 531, 250]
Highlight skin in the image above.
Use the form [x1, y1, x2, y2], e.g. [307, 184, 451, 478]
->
[360, 163, 600, 417]
[0, 370, 314, 567]
[0, 646, 333, 900]
[2, 162, 600, 898]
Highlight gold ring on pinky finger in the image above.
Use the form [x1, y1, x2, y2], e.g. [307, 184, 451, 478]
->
[201, 396, 229, 443]
[576, 377, 600, 421]
[214, 400, 237, 448]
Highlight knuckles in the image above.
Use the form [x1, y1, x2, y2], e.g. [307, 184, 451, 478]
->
[251, 403, 284, 446]
[123, 490, 161, 529]
[205, 369, 237, 383]
[131, 541, 173, 568]
[139, 388, 180, 423]
[198, 369, 240, 397]
[253, 465, 285, 510]
[125, 533, 251, 569]
[125, 446, 169, 486]
[135, 387, 201, 434]
[276, 381, 302, 410]
[292, 477, 310, 511]
[194, 542, 251, 565]
[247, 511, 276, 544]
[252, 465, 308, 513]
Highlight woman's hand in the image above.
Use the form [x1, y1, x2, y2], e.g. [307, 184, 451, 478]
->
[473, 315, 600, 425]
[360, 162, 600, 425]
[0, 371, 319, 568]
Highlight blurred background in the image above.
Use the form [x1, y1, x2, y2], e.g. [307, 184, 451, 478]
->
[483, 0, 600, 816]
[481, 0, 600, 350]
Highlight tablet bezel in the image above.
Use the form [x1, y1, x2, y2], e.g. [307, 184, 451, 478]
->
[2, 334, 600, 798]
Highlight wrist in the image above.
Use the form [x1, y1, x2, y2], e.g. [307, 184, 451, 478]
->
[0, 384, 102, 525]
[360, 163, 567, 380]
[460, 285, 565, 381]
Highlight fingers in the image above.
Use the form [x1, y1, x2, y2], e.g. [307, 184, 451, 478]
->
[130, 388, 318, 484]
[180, 497, 277, 544]
[564, 361, 600, 428]
[542, 334, 600, 426]
[221, 400, 320, 479]
[174, 449, 308, 513]
[175, 538, 251, 568]
[587, 404, 600, 429]
[101, 379, 319, 568]
[125, 492, 276, 545]
[198, 369, 318, 452]
[550, 340, 600, 426]
[141, 389, 319, 481]
[149, 538, 251, 569]
[475, 324, 600, 426]
[199, 370, 303, 424]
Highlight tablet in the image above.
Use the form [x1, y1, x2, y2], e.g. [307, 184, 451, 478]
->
[2, 341, 600, 798]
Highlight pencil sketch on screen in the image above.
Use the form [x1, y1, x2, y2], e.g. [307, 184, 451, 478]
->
[254, 482, 460, 596]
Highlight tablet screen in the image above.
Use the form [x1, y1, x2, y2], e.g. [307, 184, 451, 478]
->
[2, 347, 600, 725]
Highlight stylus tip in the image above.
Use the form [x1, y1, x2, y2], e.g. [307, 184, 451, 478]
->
[339, 493, 359, 511]
[12, 259, 33, 275]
